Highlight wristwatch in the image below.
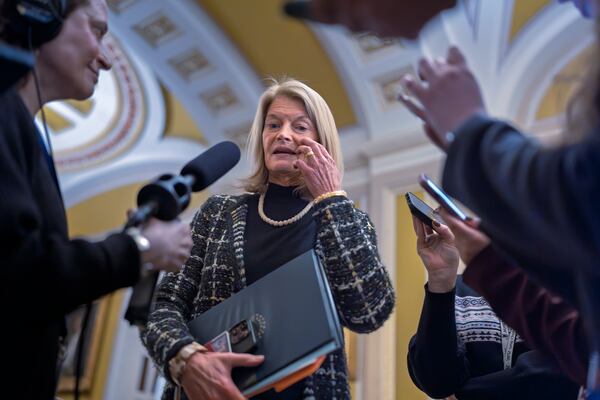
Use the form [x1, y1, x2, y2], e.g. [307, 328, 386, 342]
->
[126, 227, 150, 252]
[169, 342, 209, 385]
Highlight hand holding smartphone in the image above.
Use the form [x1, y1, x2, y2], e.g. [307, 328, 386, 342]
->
[405, 192, 445, 228]
[418, 174, 468, 222]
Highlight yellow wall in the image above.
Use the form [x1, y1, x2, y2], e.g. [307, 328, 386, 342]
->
[160, 84, 207, 144]
[536, 45, 593, 121]
[509, 0, 550, 43]
[395, 192, 427, 400]
[67, 183, 209, 237]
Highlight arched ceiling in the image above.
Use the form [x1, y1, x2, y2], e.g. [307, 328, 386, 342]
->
[53, 0, 594, 235]
[198, 0, 356, 128]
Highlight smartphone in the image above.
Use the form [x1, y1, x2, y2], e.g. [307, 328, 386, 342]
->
[405, 192, 445, 228]
[418, 174, 468, 222]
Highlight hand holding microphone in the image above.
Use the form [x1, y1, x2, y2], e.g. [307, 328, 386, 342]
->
[137, 218, 193, 273]
[125, 141, 241, 326]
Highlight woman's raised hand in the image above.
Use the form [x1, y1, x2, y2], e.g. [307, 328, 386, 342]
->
[293, 137, 342, 199]
[411, 213, 460, 293]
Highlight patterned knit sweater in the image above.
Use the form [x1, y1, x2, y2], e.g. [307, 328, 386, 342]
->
[141, 193, 396, 399]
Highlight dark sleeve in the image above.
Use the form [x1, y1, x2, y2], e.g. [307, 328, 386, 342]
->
[0, 91, 140, 321]
[463, 245, 587, 385]
[456, 350, 579, 400]
[442, 113, 600, 304]
[407, 285, 471, 398]
[312, 196, 395, 333]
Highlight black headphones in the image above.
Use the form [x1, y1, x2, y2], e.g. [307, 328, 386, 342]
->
[4, 0, 67, 48]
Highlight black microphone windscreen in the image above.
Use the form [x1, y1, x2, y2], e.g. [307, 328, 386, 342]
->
[181, 141, 241, 192]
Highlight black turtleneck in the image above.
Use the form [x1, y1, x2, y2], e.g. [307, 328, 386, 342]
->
[244, 183, 317, 285]
[243, 183, 317, 400]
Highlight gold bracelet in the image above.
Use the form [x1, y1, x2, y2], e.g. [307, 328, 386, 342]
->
[168, 342, 208, 385]
[313, 190, 347, 204]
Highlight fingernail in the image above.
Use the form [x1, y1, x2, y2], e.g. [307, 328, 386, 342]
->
[432, 220, 440, 227]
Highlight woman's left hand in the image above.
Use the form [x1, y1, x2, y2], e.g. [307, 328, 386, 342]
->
[294, 137, 342, 198]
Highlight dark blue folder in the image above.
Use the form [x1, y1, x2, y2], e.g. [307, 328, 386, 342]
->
[187, 249, 343, 395]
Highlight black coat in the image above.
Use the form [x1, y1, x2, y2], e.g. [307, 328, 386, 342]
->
[442, 113, 600, 309]
[0, 89, 141, 399]
[441, 112, 600, 371]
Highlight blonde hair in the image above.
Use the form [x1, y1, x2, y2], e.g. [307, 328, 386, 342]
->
[242, 77, 343, 195]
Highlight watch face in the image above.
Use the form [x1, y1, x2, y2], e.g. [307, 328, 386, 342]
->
[127, 228, 150, 252]
[138, 235, 151, 251]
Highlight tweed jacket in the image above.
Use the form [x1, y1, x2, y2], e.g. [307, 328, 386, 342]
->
[142, 193, 395, 399]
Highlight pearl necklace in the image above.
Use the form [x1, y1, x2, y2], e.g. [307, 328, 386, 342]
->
[258, 191, 315, 227]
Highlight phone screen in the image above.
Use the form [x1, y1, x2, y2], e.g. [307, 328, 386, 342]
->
[419, 174, 468, 221]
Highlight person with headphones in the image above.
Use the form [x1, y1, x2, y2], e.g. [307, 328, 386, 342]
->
[0, 0, 193, 398]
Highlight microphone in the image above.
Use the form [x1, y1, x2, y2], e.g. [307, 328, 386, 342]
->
[124, 141, 241, 326]
[125, 141, 241, 229]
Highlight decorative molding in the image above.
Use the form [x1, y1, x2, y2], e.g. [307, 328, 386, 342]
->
[133, 12, 182, 48]
[200, 85, 239, 113]
[377, 66, 416, 106]
[45, 34, 149, 172]
[108, 0, 264, 146]
[354, 32, 399, 55]
[107, 0, 139, 14]
[168, 48, 212, 81]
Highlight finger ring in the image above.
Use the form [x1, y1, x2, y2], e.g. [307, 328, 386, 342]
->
[305, 151, 315, 159]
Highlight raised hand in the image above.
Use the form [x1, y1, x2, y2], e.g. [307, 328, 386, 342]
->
[293, 137, 342, 199]
[411, 213, 460, 293]
[399, 46, 486, 151]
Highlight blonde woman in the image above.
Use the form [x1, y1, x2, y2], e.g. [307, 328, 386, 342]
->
[142, 78, 395, 400]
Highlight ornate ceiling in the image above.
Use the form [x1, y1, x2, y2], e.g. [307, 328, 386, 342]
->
[50, 0, 594, 236]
